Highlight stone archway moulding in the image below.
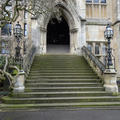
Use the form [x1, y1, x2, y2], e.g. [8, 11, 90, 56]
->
[31, 1, 86, 55]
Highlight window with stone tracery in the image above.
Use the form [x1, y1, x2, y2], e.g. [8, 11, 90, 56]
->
[86, 0, 106, 3]
[86, 0, 107, 19]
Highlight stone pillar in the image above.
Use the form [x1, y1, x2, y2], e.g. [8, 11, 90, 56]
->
[13, 70, 25, 93]
[31, 18, 40, 54]
[75, 0, 86, 19]
[100, 43, 103, 62]
[80, 20, 86, 51]
[92, 42, 95, 54]
[70, 28, 79, 54]
[39, 28, 47, 54]
[117, 0, 120, 20]
[103, 69, 118, 94]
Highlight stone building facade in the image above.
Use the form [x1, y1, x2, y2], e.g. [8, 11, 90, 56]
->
[0, 0, 120, 76]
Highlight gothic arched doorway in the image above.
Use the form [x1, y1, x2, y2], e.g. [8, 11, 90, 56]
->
[47, 17, 70, 54]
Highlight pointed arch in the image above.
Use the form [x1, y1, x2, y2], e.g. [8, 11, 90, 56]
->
[38, 1, 79, 31]
[33, 1, 86, 55]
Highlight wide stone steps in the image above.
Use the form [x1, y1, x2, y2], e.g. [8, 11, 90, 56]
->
[1, 55, 120, 110]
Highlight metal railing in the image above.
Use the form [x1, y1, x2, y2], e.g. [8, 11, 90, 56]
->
[82, 46, 106, 73]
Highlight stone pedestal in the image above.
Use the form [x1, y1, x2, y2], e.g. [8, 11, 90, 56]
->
[103, 69, 118, 94]
[13, 70, 25, 93]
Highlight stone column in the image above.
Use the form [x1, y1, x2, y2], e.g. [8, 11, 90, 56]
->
[100, 43, 103, 62]
[117, 0, 120, 20]
[39, 27, 47, 54]
[92, 42, 95, 54]
[81, 20, 86, 50]
[103, 69, 118, 94]
[75, 0, 86, 18]
[31, 18, 39, 51]
[70, 28, 78, 54]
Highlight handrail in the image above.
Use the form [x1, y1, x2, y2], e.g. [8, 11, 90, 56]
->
[82, 46, 105, 73]
[23, 46, 36, 75]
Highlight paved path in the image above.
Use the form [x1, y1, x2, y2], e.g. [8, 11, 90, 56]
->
[0, 109, 120, 120]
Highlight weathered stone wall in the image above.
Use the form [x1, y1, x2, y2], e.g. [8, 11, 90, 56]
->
[117, 0, 120, 20]
[112, 0, 120, 76]
[112, 23, 120, 76]
[86, 25, 105, 42]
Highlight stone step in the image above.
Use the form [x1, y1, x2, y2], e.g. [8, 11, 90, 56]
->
[31, 66, 91, 68]
[29, 73, 97, 76]
[29, 70, 94, 73]
[2, 102, 120, 110]
[33, 56, 85, 59]
[2, 96, 120, 104]
[25, 82, 103, 87]
[32, 62, 88, 65]
[30, 68, 92, 70]
[26, 79, 101, 83]
[30, 68, 93, 71]
[11, 91, 112, 98]
[25, 87, 105, 92]
[28, 76, 99, 79]
[31, 64, 90, 66]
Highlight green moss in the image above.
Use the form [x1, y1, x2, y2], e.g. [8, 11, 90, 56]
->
[112, 92, 120, 96]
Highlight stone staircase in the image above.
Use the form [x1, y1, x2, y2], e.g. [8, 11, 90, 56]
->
[1, 55, 120, 109]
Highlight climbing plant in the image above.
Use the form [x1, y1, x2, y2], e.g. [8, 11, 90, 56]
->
[0, 56, 6, 69]
[0, 56, 6, 89]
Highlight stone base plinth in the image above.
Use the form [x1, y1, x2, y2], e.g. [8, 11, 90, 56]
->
[103, 69, 118, 94]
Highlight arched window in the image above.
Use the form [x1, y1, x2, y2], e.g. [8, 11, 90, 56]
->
[87, 44, 92, 52]
[24, 23, 27, 37]
[95, 44, 100, 55]
[86, 0, 106, 3]
[1, 23, 12, 36]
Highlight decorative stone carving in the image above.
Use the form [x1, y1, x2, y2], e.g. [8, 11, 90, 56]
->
[31, 0, 86, 55]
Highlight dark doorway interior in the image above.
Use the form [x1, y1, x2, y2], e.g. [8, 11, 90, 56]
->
[47, 17, 70, 53]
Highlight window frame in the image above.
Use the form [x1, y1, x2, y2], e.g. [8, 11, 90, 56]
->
[1, 23, 12, 36]
[86, 0, 107, 4]
[24, 23, 27, 37]
[87, 44, 92, 52]
[95, 44, 100, 55]
[86, 0, 92, 3]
